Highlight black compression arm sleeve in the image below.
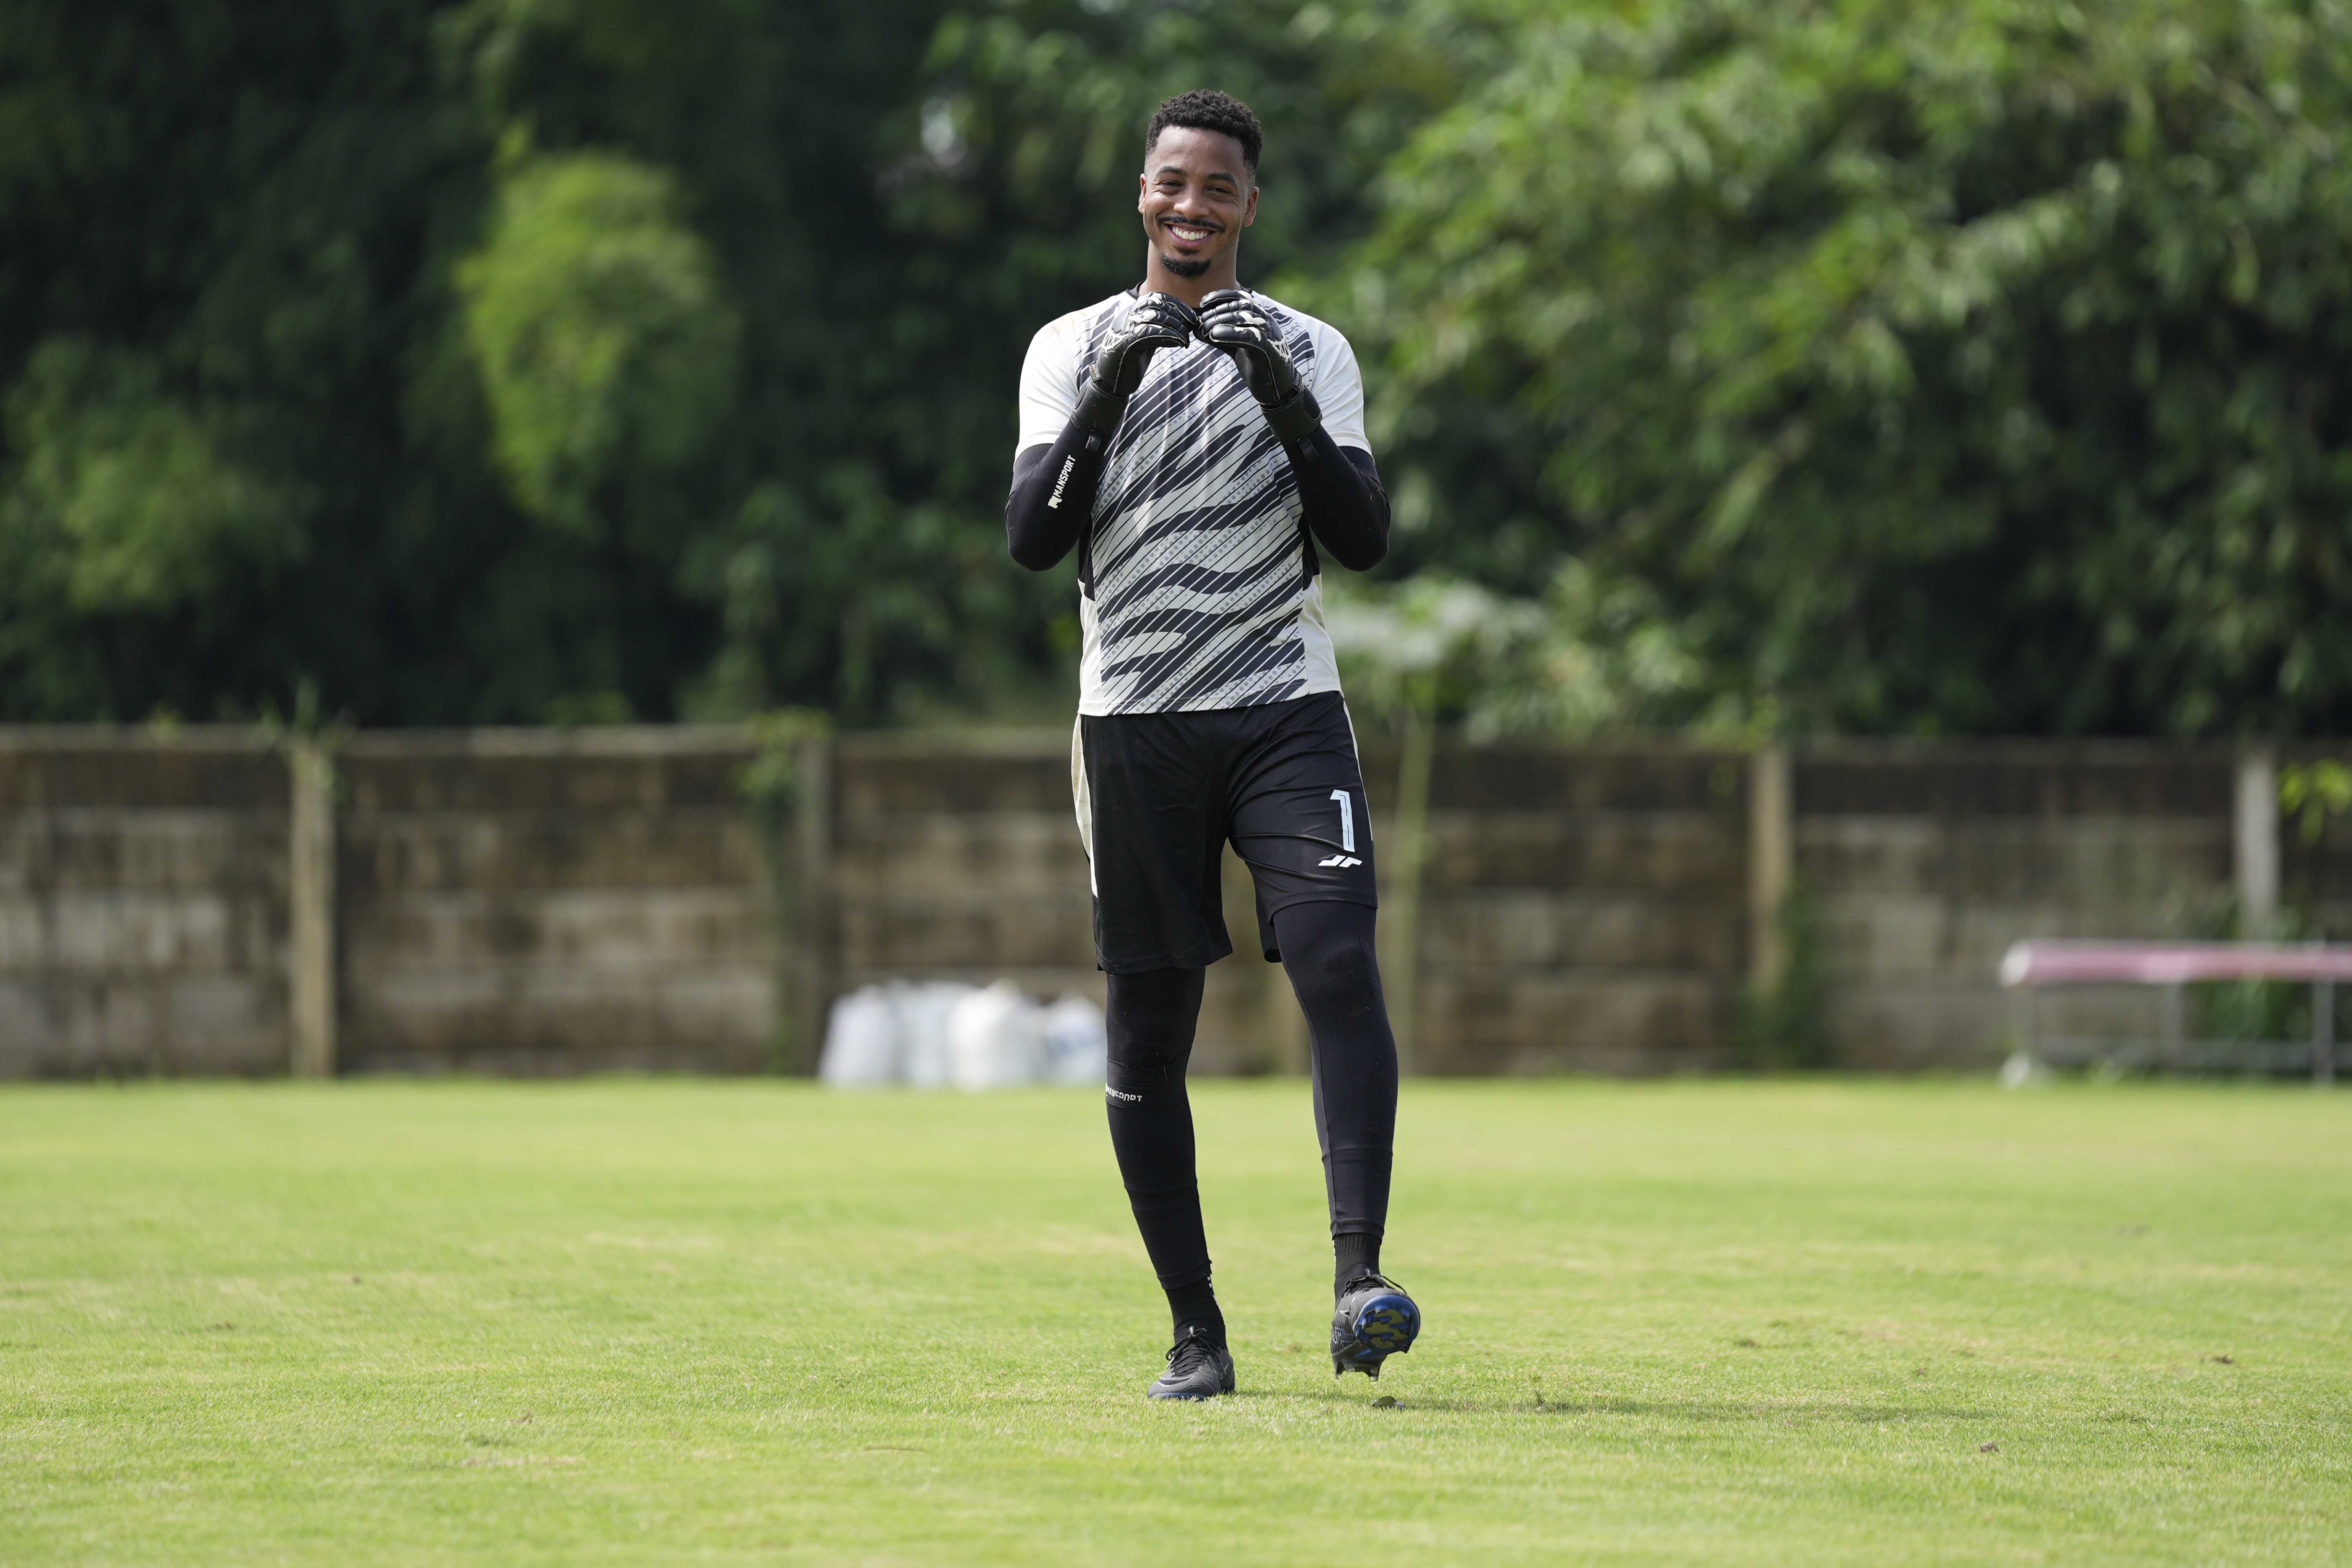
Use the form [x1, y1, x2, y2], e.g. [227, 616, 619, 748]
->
[1005, 421, 1112, 571]
[1282, 421, 1390, 573]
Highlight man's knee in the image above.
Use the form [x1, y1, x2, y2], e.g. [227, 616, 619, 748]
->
[1107, 965, 1205, 1080]
[1279, 904, 1383, 1008]
[1108, 1038, 1190, 1086]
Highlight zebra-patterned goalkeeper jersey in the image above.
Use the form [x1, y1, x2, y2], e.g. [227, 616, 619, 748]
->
[1016, 288, 1372, 717]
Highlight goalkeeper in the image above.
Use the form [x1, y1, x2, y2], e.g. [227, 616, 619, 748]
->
[1003, 89, 1418, 1400]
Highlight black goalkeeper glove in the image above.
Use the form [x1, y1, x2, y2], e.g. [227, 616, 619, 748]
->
[1199, 288, 1317, 441]
[1074, 292, 1201, 434]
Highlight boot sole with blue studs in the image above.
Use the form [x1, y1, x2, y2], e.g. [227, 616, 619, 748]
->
[1330, 1274, 1419, 1379]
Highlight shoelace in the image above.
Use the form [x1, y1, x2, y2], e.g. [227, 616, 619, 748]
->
[1165, 1330, 1222, 1374]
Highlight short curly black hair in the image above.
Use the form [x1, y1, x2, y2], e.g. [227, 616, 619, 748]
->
[1145, 89, 1263, 177]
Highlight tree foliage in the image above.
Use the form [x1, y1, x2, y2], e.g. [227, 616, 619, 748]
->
[4, 339, 306, 612]
[4, 0, 2352, 737]
[1327, 564, 1717, 741]
[1344, 0, 2352, 735]
[459, 149, 739, 532]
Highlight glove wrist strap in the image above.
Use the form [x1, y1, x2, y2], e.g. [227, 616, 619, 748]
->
[1074, 381, 1128, 436]
[1262, 386, 1321, 445]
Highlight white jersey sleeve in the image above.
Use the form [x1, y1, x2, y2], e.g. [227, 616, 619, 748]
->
[1302, 319, 1371, 453]
[1015, 311, 1088, 455]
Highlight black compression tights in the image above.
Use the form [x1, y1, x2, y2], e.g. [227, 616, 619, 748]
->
[1104, 901, 1399, 1337]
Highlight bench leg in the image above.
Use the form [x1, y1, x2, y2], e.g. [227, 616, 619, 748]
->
[2010, 987, 2039, 1065]
[2317, 982, 2336, 1087]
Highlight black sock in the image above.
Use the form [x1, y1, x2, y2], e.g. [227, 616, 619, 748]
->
[1166, 1278, 1224, 1343]
[1334, 1231, 1380, 1293]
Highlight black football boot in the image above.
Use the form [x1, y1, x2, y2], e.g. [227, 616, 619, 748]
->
[1330, 1272, 1420, 1379]
[1147, 1323, 1236, 1400]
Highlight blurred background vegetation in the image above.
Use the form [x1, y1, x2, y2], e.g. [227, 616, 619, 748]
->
[5, 0, 2352, 738]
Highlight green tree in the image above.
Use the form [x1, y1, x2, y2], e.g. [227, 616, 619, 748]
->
[0, 0, 674, 725]
[0, 0, 1049, 726]
[1345, 0, 2352, 737]
[458, 149, 739, 534]
[2, 341, 305, 612]
[447, 0, 1073, 724]
[15, 0, 2352, 744]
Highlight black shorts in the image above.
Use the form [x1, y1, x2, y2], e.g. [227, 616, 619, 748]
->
[1074, 691, 1378, 972]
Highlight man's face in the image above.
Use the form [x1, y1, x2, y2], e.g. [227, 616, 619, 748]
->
[1137, 126, 1257, 279]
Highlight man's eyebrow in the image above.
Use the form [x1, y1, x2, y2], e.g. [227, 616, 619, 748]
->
[1153, 163, 1242, 183]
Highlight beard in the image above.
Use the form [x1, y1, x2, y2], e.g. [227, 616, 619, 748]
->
[1159, 251, 1212, 279]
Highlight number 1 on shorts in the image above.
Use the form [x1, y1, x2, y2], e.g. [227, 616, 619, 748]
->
[1330, 789, 1355, 853]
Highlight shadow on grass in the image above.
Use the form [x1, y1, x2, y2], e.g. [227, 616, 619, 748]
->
[1235, 1390, 1996, 1423]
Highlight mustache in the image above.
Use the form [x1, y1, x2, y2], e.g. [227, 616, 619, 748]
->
[1159, 216, 1225, 234]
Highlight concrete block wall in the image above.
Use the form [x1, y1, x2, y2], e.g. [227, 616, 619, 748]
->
[0, 725, 2335, 1077]
[337, 729, 775, 1074]
[826, 738, 1757, 1077]
[832, 733, 1299, 1074]
[1398, 747, 1748, 1074]
[1797, 745, 2240, 1066]
[0, 730, 289, 1076]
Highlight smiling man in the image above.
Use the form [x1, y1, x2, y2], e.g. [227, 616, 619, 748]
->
[1004, 90, 1419, 1401]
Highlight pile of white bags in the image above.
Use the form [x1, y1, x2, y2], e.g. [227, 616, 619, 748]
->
[818, 981, 1107, 1090]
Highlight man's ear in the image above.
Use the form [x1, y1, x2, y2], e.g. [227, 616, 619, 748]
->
[1242, 186, 1259, 228]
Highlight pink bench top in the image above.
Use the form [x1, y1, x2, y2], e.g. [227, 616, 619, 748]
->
[2000, 940, 2352, 988]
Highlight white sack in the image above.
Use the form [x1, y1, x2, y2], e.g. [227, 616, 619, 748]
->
[818, 987, 902, 1088]
[893, 982, 971, 1089]
[1039, 995, 1109, 1086]
[946, 980, 1046, 1090]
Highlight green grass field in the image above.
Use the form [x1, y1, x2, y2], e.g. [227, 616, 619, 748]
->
[3, 1079, 2347, 1565]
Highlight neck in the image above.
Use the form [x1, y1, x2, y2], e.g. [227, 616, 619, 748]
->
[1142, 250, 1241, 308]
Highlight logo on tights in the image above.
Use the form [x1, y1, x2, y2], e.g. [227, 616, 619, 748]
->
[1105, 1085, 1144, 1103]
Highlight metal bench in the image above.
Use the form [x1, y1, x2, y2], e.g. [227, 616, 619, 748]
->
[1999, 941, 2349, 1081]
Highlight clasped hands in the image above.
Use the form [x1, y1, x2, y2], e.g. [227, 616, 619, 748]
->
[1079, 290, 1308, 433]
